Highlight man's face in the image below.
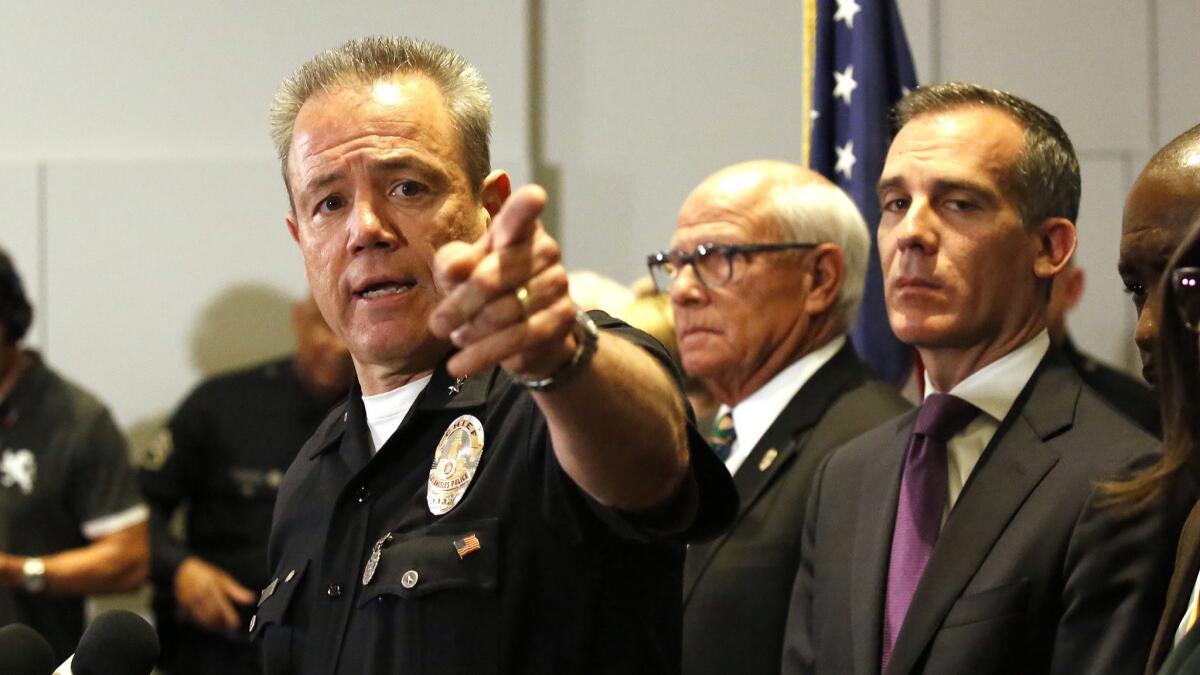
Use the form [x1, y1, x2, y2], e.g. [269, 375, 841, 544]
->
[877, 107, 1045, 352]
[286, 75, 491, 382]
[669, 175, 812, 392]
[1119, 168, 1200, 385]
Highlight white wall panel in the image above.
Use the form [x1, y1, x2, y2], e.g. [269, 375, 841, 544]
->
[544, 0, 806, 281]
[1072, 155, 1140, 372]
[1155, 0, 1200, 143]
[0, 164, 44, 348]
[937, 1, 1152, 153]
[43, 160, 306, 431]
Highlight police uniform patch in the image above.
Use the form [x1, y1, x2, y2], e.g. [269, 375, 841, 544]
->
[136, 428, 174, 471]
[427, 415, 485, 516]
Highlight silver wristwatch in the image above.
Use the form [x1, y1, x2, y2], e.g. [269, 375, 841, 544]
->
[514, 310, 599, 391]
[22, 557, 45, 593]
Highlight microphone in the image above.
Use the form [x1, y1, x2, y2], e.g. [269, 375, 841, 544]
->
[61, 610, 159, 675]
[0, 622, 57, 675]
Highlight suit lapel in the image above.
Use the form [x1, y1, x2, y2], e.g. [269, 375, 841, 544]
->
[884, 353, 1076, 675]
[850, 412, 912, 675]
[1148, 498, 1200, 672]
[683, 345, 864, 601]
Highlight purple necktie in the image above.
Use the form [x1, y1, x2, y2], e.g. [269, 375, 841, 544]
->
[881, 393, 980, 672]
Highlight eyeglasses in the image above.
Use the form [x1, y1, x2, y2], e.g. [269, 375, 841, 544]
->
[646, 242, 819, 293]
[1172, 266, 1200, 332]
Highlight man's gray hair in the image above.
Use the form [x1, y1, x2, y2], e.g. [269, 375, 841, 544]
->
[270, 36, 493, 194]
[770, 181, 871, 327]
[895, 82, 1081, 228]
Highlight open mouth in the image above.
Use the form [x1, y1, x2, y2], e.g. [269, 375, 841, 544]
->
[355, 279, 416, 299]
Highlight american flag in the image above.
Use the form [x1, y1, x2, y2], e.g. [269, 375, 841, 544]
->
[803, 0, 919, 385]
[454, 533, 482, 559]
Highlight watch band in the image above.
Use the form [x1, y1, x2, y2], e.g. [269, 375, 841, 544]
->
[513, 310, 599, 391]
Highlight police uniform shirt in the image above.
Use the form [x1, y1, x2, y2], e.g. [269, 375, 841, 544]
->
[138, 357, 340, 673]
[0, 353, 147, 660]
[253, 314, 736, 675]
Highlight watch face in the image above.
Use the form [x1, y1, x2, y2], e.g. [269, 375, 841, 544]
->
[22, 558, 45, 592]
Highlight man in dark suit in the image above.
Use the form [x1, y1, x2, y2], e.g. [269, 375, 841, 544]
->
[783, 83, 1185, 675]
[1047, 259, 1159, 435]
[647, 160, 912, 675]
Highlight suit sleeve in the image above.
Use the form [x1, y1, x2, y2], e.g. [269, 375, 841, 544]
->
[781, 452, 831, 675]
[1051, 458, 1185, 674]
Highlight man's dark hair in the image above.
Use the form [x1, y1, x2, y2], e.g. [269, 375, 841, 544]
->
[895, 82, 1081, 227]
[0, 248, 33, 345]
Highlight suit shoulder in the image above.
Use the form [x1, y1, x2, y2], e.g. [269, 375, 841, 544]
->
[1052, 383, 1159, 472]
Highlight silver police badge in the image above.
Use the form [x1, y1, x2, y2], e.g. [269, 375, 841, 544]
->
[427, 415, 486, 516]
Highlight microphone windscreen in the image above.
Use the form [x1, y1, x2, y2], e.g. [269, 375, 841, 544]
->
[71, 610, 159, 675]
[0, 623, 56, 675]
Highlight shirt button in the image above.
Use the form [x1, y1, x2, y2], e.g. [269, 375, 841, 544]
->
[401, 570, 419, 589]
[326, 583, 343, 598]
[355, 486, 371, 503]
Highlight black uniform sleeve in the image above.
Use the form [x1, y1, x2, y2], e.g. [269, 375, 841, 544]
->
[533, 312, 737, 544]
[64, 405, 145, 539]
[137, 393, 205, 586]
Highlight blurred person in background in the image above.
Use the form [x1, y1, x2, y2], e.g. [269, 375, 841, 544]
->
[0, 246, 149, 661]
[139, 295, 352, 674]
[1047, 258, 1159, 434]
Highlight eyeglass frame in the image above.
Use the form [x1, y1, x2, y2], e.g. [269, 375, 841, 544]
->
[645, 241, 820, 293]
[1171, 266, 1200, 332]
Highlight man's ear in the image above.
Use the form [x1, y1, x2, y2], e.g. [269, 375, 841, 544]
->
[804, 244, 846, 315]
[286, 212, 300, 244]
[480, 170, 512, 221]
[1033, 217, 1076, 279]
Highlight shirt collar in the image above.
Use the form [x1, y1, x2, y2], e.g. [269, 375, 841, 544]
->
[924, 330, 1050, 424]
[726, 335, 847, 454]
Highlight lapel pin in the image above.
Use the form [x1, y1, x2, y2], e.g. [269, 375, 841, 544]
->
[448, 377, 467, 397]
[759, 448, 779, 472]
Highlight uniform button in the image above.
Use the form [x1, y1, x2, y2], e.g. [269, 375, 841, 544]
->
[355, 486, 371, 503]
[401, 570, 419, 589]
[326, 583, 343, 598]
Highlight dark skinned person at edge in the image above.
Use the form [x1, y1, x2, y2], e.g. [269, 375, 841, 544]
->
[250, 37, 736, 675]
[1109, 122, 1200, 675]
[139, 295, 352, 674]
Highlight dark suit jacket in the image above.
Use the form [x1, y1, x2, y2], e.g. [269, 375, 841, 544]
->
[1063, 338, 1160, 437]
[783, 348, 1188, 675]
[1148, 496, 1200, 674]
[682, 344, 912, 675]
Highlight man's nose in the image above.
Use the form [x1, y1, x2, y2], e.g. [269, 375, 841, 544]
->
[1134, 286, 1162, 357]
[347, 195, 402, 252]
[892, 200, 938, 255]
[670, 263, 707, 307]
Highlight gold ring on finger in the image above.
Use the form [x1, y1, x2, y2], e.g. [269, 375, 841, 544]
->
[515, 285, 533, 320]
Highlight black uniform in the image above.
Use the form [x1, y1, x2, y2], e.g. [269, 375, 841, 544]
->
[0, 353, 145, 660]
[252, 316, 737, 674]
[139, 357, 340, 675]
[1062, 338, 1160, 436]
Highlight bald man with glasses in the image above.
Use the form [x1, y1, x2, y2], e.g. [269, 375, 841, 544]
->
[650, 160, 911, 675]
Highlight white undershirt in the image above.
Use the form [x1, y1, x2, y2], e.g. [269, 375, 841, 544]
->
[718, 335, 847, 475]
[924, 331, 1049, 522]
[361, 375, 432, 453]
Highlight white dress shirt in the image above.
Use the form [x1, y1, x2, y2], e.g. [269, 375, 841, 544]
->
[362, 375, 432, 452]
[1175, 570, 1200, 646]
[718, 335, 847, 475]
[924, 331, 1050, 520]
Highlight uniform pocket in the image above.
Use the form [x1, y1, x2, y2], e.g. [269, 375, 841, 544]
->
[250, 558, 309, 675]
[358, 518, 499, 604]
[941, 578, 1029, 628]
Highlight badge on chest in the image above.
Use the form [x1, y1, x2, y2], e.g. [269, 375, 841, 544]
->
[427, 414, 486, 516]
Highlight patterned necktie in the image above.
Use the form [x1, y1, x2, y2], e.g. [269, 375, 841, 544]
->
[881, 393, 980, 671]
[710, 410, 736, 461]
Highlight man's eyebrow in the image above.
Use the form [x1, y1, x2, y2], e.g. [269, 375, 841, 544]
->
[298, 171, 344, 197]
[876, 176, 904, 198]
